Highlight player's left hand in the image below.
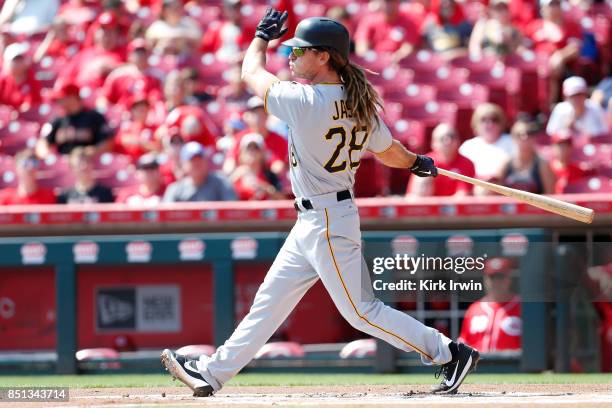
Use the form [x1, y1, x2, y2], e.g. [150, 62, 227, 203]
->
[255, 8, 289, 42]
[410, 155, 438, 177]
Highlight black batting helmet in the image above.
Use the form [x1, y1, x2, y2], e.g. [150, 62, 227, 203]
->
[282, 17, 350, 61]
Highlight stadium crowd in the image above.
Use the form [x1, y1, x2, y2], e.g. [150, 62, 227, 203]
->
[0, 0, 610, 206]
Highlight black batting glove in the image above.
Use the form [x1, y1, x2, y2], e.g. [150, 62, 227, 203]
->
[410, 155, 438, 177]
[255, 8, 289, 42]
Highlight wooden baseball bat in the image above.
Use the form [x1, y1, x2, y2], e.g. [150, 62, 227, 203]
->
[437, 168, 595, 224]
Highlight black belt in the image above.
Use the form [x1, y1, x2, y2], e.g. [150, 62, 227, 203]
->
[294, 190, 352, 212]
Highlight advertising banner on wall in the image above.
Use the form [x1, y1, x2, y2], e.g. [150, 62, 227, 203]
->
[96, 286, 181, 333]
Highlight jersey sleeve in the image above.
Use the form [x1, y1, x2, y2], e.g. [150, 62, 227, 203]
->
[367, 119, 393, 153]
[265, 81, 314, 126]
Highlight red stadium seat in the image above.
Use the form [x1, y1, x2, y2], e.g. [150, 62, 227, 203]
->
[93, 153, 137, 188]
[0, 120, 40, 155]
[449, 54, 499, 74]
[436, 83, 490, 140]
[504, 51, 550, 114]
[354, 153, 388, 197]
[18, 103, 59, 124]
[381, 101, 404, 123]
[468, 65, 521, 119]
[399, 101, 458, 147]
[371, 67, 414, 94]
[385, 83, 437, 107]
[0, 154, 16, 189]
[412, 66, 470, 88]
[564, 176, 612, 193]
[399, 50, 447, 75]
[388, 119, 427, 194]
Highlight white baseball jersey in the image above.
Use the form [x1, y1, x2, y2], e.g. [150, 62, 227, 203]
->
[265, 81, 393, 198]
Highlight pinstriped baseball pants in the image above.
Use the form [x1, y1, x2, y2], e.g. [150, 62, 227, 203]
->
[196, 199, 453, 391]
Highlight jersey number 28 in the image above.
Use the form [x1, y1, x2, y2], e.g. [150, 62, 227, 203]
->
[323, 125, 369, 173]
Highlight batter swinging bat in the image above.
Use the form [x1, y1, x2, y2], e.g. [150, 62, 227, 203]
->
[437, 168, 595, 224]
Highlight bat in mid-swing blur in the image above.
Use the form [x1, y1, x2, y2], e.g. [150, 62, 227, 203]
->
[437, 168, 595, 224]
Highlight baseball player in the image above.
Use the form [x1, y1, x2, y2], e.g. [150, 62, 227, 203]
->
[162, 9, 479, 396]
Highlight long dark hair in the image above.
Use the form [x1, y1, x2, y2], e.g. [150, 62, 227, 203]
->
[323, 48, 383, 129]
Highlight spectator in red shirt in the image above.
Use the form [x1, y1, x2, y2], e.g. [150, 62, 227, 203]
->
[524, 0, 582, 105]
[224, 96, 288, 179]
[113, 94, 159, 161]
[100, 38, 163, 111]
[407, 123, 475, 196]
[459, 257, 522, 352]
[115, 153, 165, 206]
[36, 82, 114, 158]
[0, 149, 56, 206]
[354, 0, 421, 63]
[230, 133, 285, 201]
[59, 12, 126, 89]
[549, 130, 586, 193]
[201, 0, 254, 63]
[0, 42, 42, 111]
[161, 104, 217, 148]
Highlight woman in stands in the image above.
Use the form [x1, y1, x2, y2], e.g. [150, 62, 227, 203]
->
[500, 119, 556, 194]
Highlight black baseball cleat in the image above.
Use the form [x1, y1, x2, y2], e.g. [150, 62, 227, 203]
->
[431, 343, 480, 394]
[161, 349, 214, 397]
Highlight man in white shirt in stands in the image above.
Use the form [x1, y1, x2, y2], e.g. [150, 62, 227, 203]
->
[546, 76, 609, 138]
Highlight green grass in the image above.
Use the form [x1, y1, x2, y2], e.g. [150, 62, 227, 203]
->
[0, 373, 610, 388]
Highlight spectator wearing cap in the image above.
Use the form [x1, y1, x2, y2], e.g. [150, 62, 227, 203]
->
[459, 103, 514, 186]
[58, 11, 125, 89]
[468, 0, 524, 59]
[459, 257, 522, 352]
[146, 0, 201, 56]
[201, 0, 255, 63]
[549, 130, 587, 194]
[500, 119, 556, 194]
[0, 149, 56, 205]
[230, 133, 285, 201]
[0, 42, 42, 110]
[163, 142, 236, 202]
[100, 38, 163, 111]
[546, 76, 609, 138]
[113, 94, 159, 161]
[407, 124, 475, 197]
[36, 82, 114, 158]
[57, 146, 114, 204]
[354, 0, 421, 63]
[224, 96, 288, 178]
[524, 0, 582, 105]
[421, 0, 472, 58]
[116, 153, 165, 206]
[0, 0, 59, 36]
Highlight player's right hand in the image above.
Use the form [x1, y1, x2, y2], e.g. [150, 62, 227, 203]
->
[409, 155, 438, 177]
[255, 8, 289, 42]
